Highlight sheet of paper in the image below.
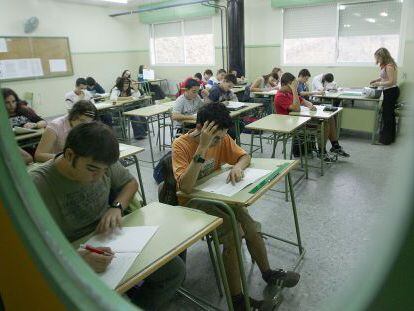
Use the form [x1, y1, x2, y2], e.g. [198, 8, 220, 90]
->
[98, 252, 138, 289]
[143, 69, 155, 80]
[119, 143, 134, 152]
[195, 168, 271, 197]
[49, 59, 67, 72]
[0, 38, 7, 52]
[0, 58, 43, 79]
[85, 226, 158, 253]
[227, 101, 246, 109]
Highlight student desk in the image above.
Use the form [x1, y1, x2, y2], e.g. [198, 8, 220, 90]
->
[250, 89, 277, 115]
[313, 90, 382, 144]
[245, 115, 311, 200]
[178, 158, 304, 310]
[290, 106, 343, 176]
[73, 202, 233, 311]
[95, 96, 153, 141]
[15, 128, 44, 148]
[123, 105, 172, 168]
[119, 143, 147, 206]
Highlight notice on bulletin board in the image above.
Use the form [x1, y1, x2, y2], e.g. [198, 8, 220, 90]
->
[49, 59, 67, 72]
[0, 58, 44, 80]
[0, 38, 7, 52]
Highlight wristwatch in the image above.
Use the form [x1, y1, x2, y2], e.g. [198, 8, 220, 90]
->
[111, 202, 124, 215]
[193, 154, 206, 164]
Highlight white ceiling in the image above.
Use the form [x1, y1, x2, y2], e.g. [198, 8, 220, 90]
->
[53, 0, 162, 8]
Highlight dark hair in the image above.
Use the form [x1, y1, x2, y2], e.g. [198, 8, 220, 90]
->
[204, 69, 213, 76]
[185, 78, 200, 89]
[113, 77, 132, 96]
[64, 122, 119, 166]
[280, 72, 296, 86]
[263, 67, 281, 84]
[86, 77, 96, 86]
[217, 69, 227, 75]
[298, 69, 311, 78]
[121, 70, 131, 78]
[76, 78, 87, 87]
[194, 72, 202, 80]
[68, 100, 98, 122]
[138, 65, 144, 75]
[196, 103, 233, 130]
[1, 88, 21, 103]
[322, 73, 334, 83]
[223, 73, 237, 85]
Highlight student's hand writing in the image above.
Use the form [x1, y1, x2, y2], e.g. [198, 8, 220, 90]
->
[309, 104, 317, 111]
[24, 122, 37, 129]
[96, 208, 122, 234]
[199, 121, 219, 149]
[78, 247, 114, 273]
[226, 167, 244, 185]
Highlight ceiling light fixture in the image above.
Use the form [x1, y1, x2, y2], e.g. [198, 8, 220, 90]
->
[339, 5, 346, 10]
[344, 24, 351, 28]
[380, 12, 388, 17]
[365, 18, 376, 23]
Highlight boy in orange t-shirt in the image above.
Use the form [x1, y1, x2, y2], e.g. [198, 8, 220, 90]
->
[172, 103, 300, 310]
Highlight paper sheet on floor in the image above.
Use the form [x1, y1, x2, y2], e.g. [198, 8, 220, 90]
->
[194, 168, 271, 197]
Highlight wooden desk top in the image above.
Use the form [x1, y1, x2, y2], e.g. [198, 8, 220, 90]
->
[95, 96, 152, 111]
[119, 143, 145, 159]
[251, 89, 278, 96]
[231, 87, 245, 94]
[178, 158, 298, 207]
[123, 104, 171, 118]
[290, 105, 343, 120]
[15, 128, 44, 141]
[73, 202, 222, 293]
[245, 114, 311, 134]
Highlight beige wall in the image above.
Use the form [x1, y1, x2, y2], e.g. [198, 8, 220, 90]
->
[1, 0, 412, 117]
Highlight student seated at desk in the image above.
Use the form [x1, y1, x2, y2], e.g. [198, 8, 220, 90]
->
[249, 67, 281, 93]
[206, 68, 227, 89]
[30, 122, 185, 310]
[229, 68, 246, 84]
[297, 69, 324, 100]
[203, 69, 213, 84]
[205, 74, 238, 104]
[275, 73, 350, 159]
[138, 65, 166, 100]
[2, 88, 46, 129]
[172, 78, 205, 133]
[172, 103, 300, 310]
[194, 72, 207, 89]
[110, 77, 146, 140]
[86, 77, 106, 96]
[35, 100, 97, 162]
[312, 73, 338, 92]
[65, 78, 95, 110]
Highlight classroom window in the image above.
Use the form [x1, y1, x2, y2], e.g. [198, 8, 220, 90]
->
[282, 0, 403, 66]
[150, 18, 214, 66]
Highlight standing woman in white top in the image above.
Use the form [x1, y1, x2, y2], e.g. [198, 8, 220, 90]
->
[35, 100, 98, 162]
[110, 77, 147, 139]
[370, 47, 399, 145]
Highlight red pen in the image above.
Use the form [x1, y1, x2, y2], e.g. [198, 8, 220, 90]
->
[80, 244, 114, 257]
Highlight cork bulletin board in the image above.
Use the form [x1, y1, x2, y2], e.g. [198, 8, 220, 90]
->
[0, 36, 73, 81]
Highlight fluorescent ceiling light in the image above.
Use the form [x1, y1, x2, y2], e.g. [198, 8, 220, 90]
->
[99, 0, 128, 3]
[365, 18, 376, 23]
[343, 24, 351, 28]
[339, 5, 346, 10]
[380, 12, 388, 17]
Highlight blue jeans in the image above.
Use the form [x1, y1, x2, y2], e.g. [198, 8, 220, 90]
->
[130, 116, 147, 138]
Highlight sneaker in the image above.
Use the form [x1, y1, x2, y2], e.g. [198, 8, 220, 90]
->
[262, 269, 300, 288]
[317, 151, 335, 163]
[330, 146, 350, 157]
[233, 295, 263, 311]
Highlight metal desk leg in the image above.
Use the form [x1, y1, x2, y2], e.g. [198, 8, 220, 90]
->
[212, 230, 234, 311]
[126, 117, 131, 143]
[157, 114, 162, 152]
[132, 155, 146, 206]
[162, 113, 166, 151]
[235, 117, 241, 146]
[146, 117, 155, 168]
[271, 133, 277, 158]
[304, 127, 309, 179]
[249, 132, 254, 156]
[320, 121, 325, 176]
[283, 135, 289, 202]
[287, 173, 304, 257]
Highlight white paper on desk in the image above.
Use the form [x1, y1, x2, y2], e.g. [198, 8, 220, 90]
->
[227, 101, 246, 109]
[49, 59, 67, 72]
[119, 144, 133, 152]
[85, 226, 158, 253]
[195, 168, 271, 197]
[0, 38, 7, 52]
[98, 252, 138, 289]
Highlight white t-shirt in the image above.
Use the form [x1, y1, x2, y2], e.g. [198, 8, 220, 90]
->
[312, 73, 338, 92]
[65, 90, 94, 110]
